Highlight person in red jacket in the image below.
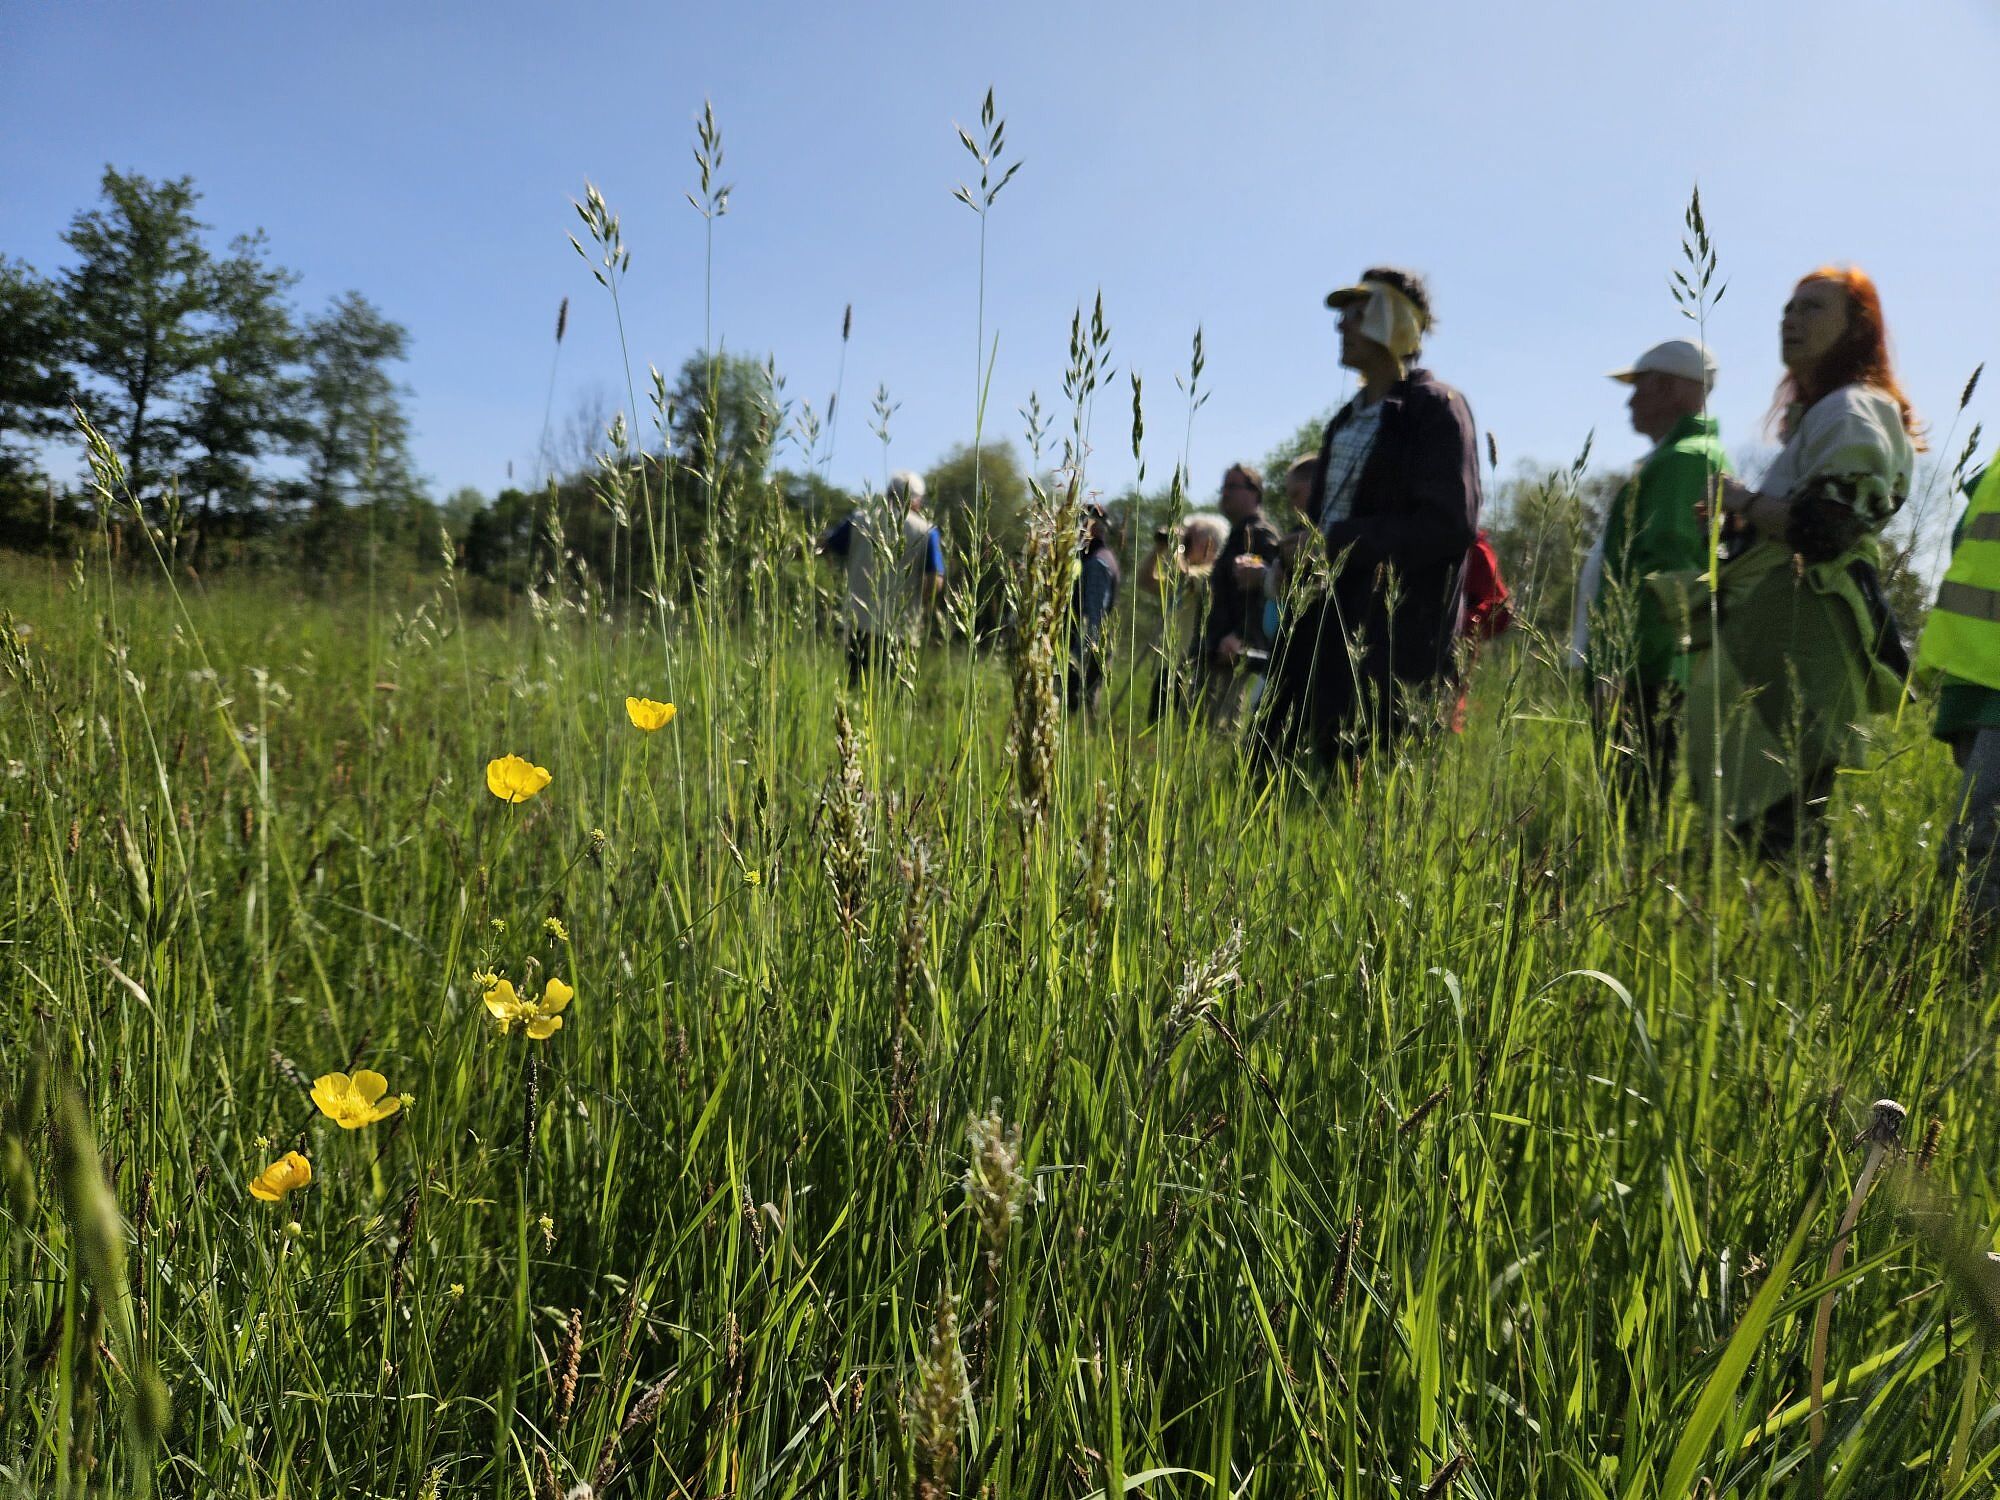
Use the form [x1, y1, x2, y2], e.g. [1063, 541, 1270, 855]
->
[1452, 530, 1513, 731]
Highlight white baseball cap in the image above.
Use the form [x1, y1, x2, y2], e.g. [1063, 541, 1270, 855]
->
[1608, 338, 1717, 390]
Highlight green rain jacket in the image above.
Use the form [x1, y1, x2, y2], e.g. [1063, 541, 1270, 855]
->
[1591, 413, 1728, 686]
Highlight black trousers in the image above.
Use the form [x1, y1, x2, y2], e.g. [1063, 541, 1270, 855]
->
[1746, 765, 1838, 868]
[1255, 600, 1443, 769]
[845, 631, 904, 686]
[1595, 675, 1680, 810]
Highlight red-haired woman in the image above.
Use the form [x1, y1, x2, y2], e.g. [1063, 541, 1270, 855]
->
[1671, 267, 1921, 862]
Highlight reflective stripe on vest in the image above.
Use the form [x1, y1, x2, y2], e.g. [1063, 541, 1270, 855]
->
[1935, 579, 2000, 622]
[1916, 457, 2000, 690]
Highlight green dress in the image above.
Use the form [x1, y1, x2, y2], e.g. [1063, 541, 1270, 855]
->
[1653, 385, 1914, 828]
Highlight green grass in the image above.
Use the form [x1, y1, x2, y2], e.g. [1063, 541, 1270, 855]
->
[1, 528, 1996, 1499]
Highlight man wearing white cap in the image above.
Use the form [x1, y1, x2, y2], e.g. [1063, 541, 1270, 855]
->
[1572, 338, 1729, 807]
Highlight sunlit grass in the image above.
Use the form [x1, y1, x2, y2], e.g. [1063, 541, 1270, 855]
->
[1, 528, 1994, 1498]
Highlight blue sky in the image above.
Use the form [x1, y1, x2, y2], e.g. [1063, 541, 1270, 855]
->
[5, 0, 1998, 513]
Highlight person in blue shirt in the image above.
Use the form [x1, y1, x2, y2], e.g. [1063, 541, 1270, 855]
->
[817, 470, 946, 685]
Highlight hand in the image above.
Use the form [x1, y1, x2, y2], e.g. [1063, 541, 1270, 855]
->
[1217, 633, 1244, 665]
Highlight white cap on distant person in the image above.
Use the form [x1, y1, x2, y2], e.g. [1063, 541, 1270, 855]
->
[1608, 338, 1717, 390]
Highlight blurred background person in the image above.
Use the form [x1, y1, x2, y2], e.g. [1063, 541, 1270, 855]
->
[1915, 450, 2000, 921]
[1244, 453, 1321, 727]
[817, 469, 946, 686]
[1201, 463, 1284, 727]
[1067, 501, 1121, 714]
[1144, 510, 1229, 723]
[1450, 527, 1514, 733]
[1573, 338, 1728, 810]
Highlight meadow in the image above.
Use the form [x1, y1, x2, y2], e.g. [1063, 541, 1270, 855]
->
[1, 463, 1997, 1500]
[1, 136, 1997, 1497]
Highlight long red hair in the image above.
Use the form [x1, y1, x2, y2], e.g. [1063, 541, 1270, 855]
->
[1771, 265, 1926, 448]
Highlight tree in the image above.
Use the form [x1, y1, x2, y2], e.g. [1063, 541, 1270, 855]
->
[772, 467, 856, 532]
[178, 232, 304, 532]
[441, 484, 487, 542]
[61, 168, 214, 506]
[1486, 458, 1627, 642]
[546, 381, 618, 481]
[668, 350, 778, 500]
[0, 257, 73, 479]
[291, 291, 419, 516]
[1258, 408, 1337, 493]
[925, 439, 1030, 638]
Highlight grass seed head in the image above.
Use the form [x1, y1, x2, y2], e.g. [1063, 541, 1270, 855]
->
[554, 1306, 584, 1426]
[54, 1091, 132, 1352]
[964, 1104, 1026, 1265]
[908, 1287, 969, 1497]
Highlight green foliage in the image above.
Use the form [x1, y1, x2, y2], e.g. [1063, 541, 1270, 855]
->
[667, 349, 777, 501]
[926, 438, 1029, 637]
[5, 170, 426, 567]
[1486, 455, 1628, 642]
[60, 168, 215, 507]
[289, 290, 420, 520]
[178, 231, 305, 537]
[1257, 407, 1335, 498]
[0, 255, 73, 474]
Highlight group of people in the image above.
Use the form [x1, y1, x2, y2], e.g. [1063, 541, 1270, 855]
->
[1129, 267, 1509, 770]
[819, 261, 2000, 911]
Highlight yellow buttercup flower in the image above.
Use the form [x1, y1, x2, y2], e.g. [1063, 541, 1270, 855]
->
[310, 1070, 404, 1129]
[486, 754, 552, 803]
[250, 1151, 313, 1203]
[625, 696, 676, 732]
[483, 975, 575, 1040]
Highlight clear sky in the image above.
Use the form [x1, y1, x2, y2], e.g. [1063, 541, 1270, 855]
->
[5, 0, 1998, 511]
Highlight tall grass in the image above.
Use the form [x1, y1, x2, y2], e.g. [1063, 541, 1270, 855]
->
[0, 126, 1996, 1500]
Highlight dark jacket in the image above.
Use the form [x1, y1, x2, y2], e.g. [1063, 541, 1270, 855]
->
[1311, 367, 1482, 688]
[1204, 511, 1284, 657]
[1073, 542, 1120, 645]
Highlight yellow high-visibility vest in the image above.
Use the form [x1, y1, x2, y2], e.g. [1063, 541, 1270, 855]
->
[1917, 458, 2000, 690]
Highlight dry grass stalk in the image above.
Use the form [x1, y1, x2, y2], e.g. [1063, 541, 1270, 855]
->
[1006, 476, 1077, 834]
[821, 703, 871, 931]
[555, 1306, 585, 1427]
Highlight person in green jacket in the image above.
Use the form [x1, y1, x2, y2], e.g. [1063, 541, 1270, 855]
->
[1572, 338, 1728, 808]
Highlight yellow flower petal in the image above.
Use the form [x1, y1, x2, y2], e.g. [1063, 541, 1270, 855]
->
[310, 1073, 350, 1117]
[525, 1014, 564, 1040]
[625, 696, 677, 732]
[352, 1070, 388, 1105]
[540, 977, 574, 1016]
[485, 754, 552, 803]
[250, 1151, 312, 1202]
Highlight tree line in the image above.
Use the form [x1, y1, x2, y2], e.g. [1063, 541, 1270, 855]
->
[1, 169, 427, 566]
[4, 168, 1719, 635]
